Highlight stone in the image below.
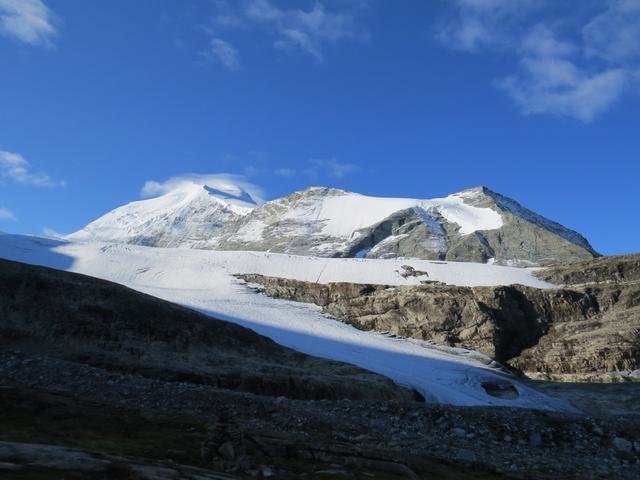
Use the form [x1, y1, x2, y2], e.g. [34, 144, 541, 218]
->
[612, 437, 633, 453]
[529, 433, 542, 447]
[260, 466, 274, 477]
[457, 449, 477, 463]
[217, 441, 235, 461]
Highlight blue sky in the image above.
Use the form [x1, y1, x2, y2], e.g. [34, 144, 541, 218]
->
[0, 0, 639, 255]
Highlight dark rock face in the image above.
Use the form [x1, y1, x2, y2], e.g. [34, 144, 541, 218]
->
[453, 187, 599, 266]
[536, 253, 640, 286]
[516, 254, 640, 380]
[345, 208, 450, 261]
[240, 253, 640, 382]
[0, 258, 412, 402]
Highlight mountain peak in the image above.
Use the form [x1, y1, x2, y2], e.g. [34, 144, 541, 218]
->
[455, 185, 496, 197]
[69, 183, 598, 265]
[301, 186, 350, 196]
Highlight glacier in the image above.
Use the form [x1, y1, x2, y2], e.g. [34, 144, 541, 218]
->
[0, 232, 574, 412]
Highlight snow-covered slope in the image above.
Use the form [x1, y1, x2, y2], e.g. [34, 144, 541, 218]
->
[68, 181, 258, 248]
[218, 187, 503, 255]
[219, 186, 598, 265]
[0, 233, 572, 411]
[69, 184, 598, 265]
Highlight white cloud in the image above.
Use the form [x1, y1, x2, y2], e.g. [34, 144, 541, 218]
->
[0, 150, 65, 187]
[210, 0, 245, 29]
[246, 0, 367, 61]
[497, 59, 628, 122]
[436, 0, 640, 121]
[273, 160, 359, 179]
[583, 0, 640, 62]
[521, 24, 574, 57]
[0, 0, 56, 46]
[310, 158, 358, 178]
[207, 37, 241, 71]
[0, 206, 16, 221]
[435, 0, 543, 52]
[207, 0, 368, 63]
[140, 173, 265, 204]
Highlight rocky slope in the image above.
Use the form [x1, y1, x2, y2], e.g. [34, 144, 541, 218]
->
[0, 257, 412, 401]
[69, 182, 598, 265]
[211, 186, 598, 265]
[240, 253, 640, 382]
[2, 260, 639, 478]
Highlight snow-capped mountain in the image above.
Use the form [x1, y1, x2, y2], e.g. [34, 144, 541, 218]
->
[69, 184, 598, 265]
[215, 186, 598, 265]
[67, 181, 258, 248]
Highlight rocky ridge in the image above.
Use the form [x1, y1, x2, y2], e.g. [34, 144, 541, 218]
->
[0, 257, 411, 402]
[69, 183, 598, 266]
[239, 253, 640, 382]
[205, 186, 599, 265]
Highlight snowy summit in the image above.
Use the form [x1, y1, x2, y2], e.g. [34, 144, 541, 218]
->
[69, 184, 598, 266]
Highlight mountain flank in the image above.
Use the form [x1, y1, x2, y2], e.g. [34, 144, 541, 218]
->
[0, 257, 411, 402]
[240, 253, 640, 382]
[69, 183, 598, 266]
[1, 257, 639, 479]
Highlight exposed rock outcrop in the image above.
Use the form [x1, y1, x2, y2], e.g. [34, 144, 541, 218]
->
[239, 253, 640, 382]
[0, 258, 413, 402]
[2, 259, 640, 479]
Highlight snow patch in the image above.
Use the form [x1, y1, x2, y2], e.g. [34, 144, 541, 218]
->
[315, 192, 503, 238]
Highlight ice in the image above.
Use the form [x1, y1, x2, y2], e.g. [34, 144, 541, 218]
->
[0, 233, 572, 412]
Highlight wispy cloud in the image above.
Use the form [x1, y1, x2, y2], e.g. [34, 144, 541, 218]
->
[583, 0, 640, 62]
[310, 158, 358, 178]
[205, 37, 241, 71]
[0, 150, 65, 187]
[206, 0, 369, 64]
[276, 159, 359, 180]
[0, 206, 16, 221]
[0, 0, 57, 46]
[496, 59, 628, 122]
[274, 168, 296, 177]
[245, 0, 368, 61]
[140, 173, 265, 204]
[435, 0, 640, 122]
[435, 0, 542, 52]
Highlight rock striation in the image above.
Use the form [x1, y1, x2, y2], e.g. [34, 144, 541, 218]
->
[240, 253, 640, 382]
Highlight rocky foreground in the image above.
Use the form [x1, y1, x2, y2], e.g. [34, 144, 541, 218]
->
[240, 253, 640, 382]
[1, 258, 639, 479]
